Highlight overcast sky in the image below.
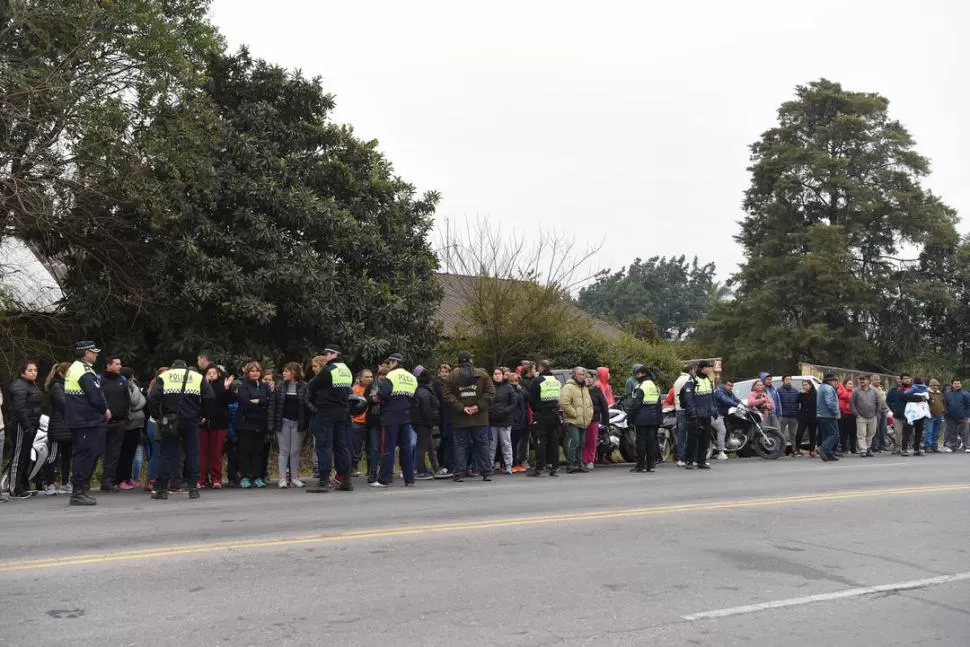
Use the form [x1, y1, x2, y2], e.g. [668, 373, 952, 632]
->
[210, 0, 968, 282]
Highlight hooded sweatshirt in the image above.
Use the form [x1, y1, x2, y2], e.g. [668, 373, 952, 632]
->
[623, 364, 644, 398]
[596, 367, 615, 406]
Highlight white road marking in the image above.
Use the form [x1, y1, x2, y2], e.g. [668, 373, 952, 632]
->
[682, 571, 970, 620]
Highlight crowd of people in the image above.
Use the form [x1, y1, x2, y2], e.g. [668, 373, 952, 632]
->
[3, 341, 969, 506]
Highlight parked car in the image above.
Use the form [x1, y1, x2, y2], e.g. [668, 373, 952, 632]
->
[732, 375, 821, 405]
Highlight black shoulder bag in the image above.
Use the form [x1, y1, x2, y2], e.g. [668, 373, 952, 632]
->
[157, 370, 189, 440]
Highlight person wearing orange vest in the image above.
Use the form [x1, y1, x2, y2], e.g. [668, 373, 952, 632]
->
[350, 368, 376, 477]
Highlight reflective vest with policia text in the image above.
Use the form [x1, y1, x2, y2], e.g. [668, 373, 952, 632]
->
[329, 362, 353, 388]
[539, 375, 562, 402]
[387, 368, 417, 397]
[64, 360, 107, 427]
[640, 380, 660, 404]
[160, 368, 203, 395]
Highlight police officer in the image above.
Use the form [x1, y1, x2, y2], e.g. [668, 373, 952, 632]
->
[682, 360, 717, 470]
[527, 359, 562, 477]
[375, 353, 418, 487]
[304, 344, 354, 493]
[147, 359, 213, 500]
[64, 341, 109, 506]
[629, 365, 662, 473]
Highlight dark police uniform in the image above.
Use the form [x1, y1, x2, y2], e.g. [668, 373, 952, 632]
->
[64, 345, 109, 505]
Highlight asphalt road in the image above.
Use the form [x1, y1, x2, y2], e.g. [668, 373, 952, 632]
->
[2, 455, 970, 646]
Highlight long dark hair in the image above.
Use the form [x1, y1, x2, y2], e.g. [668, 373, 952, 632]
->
[18, 359, 38, 380]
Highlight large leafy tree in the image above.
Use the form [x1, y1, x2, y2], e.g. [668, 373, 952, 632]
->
[59, 50, 441, 369]
[577, 255, 722, 340]
[695, 79, 959, 376]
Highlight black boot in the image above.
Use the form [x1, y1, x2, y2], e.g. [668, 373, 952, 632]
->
[337, 479, 354, 492]
[69, 490, 97, 506]
[151, 489, 169, 500]
[526, 468, 541, 477]
[188, 488, 201, 499]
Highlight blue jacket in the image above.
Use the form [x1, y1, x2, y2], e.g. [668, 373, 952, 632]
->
[378, 377, 413, 426]
[64, 361, 108, 428]
[682, 376, 718, 419]
[714, 386, 741, 417]
[777, 384, 800, 418]
[945, 388, 970, 419]
[816, 383, 839, 419]
[759, 373, 783, 416]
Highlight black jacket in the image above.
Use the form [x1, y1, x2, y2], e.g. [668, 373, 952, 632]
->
[147, 368, 214, 423]
[305, 361, 350, 416]
[489, 380, 517, 427]
[510, 385, 528, 430]
[589, 384, 610, 426]
[100, 372, 130, 423]
[233, 379, 270, 433]
[47, 375, 71, 442]
[528, 371, 561, 424]
[412, 384, 440, 429]
[204, 378, 235, 430]
[629, 379, 663, 427]
[9, 377, 43, 434]
[268, 381, 307, 433]
[797, 389, 817, 422]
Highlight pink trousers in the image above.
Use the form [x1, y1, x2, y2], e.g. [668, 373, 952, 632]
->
[583, 421, 599, 464]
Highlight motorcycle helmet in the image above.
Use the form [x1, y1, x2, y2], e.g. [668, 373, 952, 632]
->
[348, 392, 368, 416]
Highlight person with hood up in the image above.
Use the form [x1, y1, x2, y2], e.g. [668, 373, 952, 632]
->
[627, 365, 662, 472]
[443, 351, 495, 482]
[596, 367, 615, 407]
[623, 363, 644, 398]
[560, 367, 593, 474]
[584, 370, 610, 469]
[488, 367, 516, 475]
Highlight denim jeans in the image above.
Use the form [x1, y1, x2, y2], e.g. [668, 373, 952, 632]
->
[924, 416, 943, 449]
[818, 418, 840, 459]
[566, 425, 585, 467]
[675, 411, 688, 461]
[452, 426, 491, 478]
[872, 413, 887, 451]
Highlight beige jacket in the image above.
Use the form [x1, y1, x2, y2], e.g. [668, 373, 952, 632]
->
[560, 379, 593, 428]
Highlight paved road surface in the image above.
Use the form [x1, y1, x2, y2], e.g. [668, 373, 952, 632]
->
[2, 456, 969, 646]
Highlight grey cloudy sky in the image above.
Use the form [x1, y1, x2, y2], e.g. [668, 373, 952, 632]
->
[210, 0, 968, 281]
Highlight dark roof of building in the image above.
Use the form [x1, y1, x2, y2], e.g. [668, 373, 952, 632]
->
[435, 273, 624, 339]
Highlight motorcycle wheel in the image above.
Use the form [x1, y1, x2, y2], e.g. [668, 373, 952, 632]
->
[752, 429, 785, 459]
[658, 433, 674, 462]
[619, 430, 637, 463]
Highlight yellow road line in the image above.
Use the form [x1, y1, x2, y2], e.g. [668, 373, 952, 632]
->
[2, 483, 967, 574]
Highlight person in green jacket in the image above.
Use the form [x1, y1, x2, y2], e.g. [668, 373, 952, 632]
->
[560, 367, 593, 473]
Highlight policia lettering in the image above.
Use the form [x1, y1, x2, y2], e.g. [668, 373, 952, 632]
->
[539, 376, 562, 401]
[330, 362, 353, 388]
[387, 368, 417, 396]
[159, 368, 202, 394]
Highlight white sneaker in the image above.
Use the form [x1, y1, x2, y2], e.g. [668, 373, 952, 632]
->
[944, 447, 953, 453]
[291, 478, 305, 488]
[965, 448, 970, 454]
[279, 479, 288, 489]
[585, 462, 595, 470]
[676, 460, 686, 467]
[716, 452, 728, 461]
[370, 481, 388, 488]
[59, 483, 73, 495]
[44, 485, 58, 496]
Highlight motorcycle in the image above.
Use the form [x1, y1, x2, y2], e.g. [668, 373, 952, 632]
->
[658, 406, 677, 462]
[705, 403, 784, 460]
[597, 408, 638, 463]
[1, 415, 51, 495]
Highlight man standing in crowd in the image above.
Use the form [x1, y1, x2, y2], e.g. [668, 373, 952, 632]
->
[851, 375, 879, 457]
[64, 341, 109, 506]
[374, 353, 418, 487]
[886, 375, 909, 455]
[777, 376, 800, 453]
[628, 365, 661, 472]
[304, 344, 355, 493]
[871, 375, 889, 453]
[672, 365, 692, 467]
[681, 360, 716, 470]
[527, 360, 561, 478]
[816, 374, 841, 462]
[444, 351, 495, 482]
[943, 378, 970, 453]
[560, 367, 593, 474]
[713, 379, 741, 460]
[759, 373, 782, 432]
[147, 359, 212, 500]
[98, 356, 130, 492]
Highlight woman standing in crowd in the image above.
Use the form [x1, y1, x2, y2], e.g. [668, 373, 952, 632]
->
[433, 363, 453, 478]
[8, 360, 44, 498]
[269, 362, 307, 488]
[199, 365, 233, 488]
[44, 362, 73, 494]
[488, 367, 515, 475]
[116, 368, 146, 490]
[235, 361, 270, 488]
[838, 378, 856, 454]
[585, 370, 610, 469]
[794, 380, 818, 457]
[508, 372, 530, 472]
[747, 381, 774, 417]
[413, 368, 440, 479]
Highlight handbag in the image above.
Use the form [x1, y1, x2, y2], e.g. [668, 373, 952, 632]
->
[157, 370, 189, 440]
